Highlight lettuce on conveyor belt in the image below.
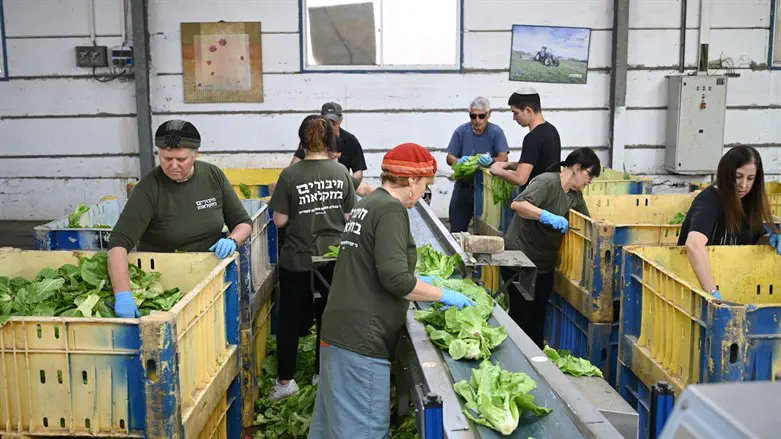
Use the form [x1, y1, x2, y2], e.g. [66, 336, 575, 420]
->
[544, 345, 603, 377]
[415, 244, 461, 279]
[415, 278, 507, 361]
[454, 360, 551, 435]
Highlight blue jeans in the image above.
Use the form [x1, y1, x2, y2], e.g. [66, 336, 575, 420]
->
[308, 344, 391, 439]
[449, 179, 474, 233]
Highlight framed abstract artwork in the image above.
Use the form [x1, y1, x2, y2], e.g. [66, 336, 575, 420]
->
[181, 21, 263, 103]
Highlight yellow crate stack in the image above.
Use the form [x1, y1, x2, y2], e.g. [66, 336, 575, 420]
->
[0, 250, 241, 438]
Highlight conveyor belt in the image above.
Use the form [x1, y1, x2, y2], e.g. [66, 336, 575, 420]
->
[404, 201, 625, 439]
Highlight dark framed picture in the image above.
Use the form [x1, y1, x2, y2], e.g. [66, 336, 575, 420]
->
[509, 24, 592, 84]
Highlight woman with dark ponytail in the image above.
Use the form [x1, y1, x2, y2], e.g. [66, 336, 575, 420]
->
[500, 147, 601, 348]
[268, 115, 357, 400]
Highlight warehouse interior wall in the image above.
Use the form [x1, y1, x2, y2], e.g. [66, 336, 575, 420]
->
[0, 0, 779, 220]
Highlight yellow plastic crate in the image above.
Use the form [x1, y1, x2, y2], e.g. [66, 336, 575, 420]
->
[197, 376, 242, 439]
[689, 181, 781, 217]
[223, 168, 283, 200]
[239, 276, 275, 426]
[556, 194, 697, 323]
[582, 167, 653, 196]
[0, 250, 241, 438]
[619, 245, 781, 395]
[473, 170, 515, 237]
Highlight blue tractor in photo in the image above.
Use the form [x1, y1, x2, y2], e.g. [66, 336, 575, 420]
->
[534, 46, 560, 67]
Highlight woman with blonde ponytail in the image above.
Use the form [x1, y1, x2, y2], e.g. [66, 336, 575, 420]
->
[267, 115, 357, 400]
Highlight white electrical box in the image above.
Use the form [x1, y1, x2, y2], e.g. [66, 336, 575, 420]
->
[664, 75, 727, 174]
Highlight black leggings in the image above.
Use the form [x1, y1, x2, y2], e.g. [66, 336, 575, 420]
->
[276, 262, 335, 381]
[500, 267, 555, 349]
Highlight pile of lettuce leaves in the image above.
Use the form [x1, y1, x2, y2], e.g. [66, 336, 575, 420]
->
[254, 329, 419, 438]
[0, 252, 183, 325]
[454, 360, 551, 435]
[544, 346, 604, 377]
[452, 156, 481, 180]
[415, 278, 507, 361]
[416, 244, 461, 279]
[67, 204, 111, 229]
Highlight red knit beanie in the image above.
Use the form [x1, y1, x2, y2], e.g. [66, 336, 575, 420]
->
[381, 143, 437, 178]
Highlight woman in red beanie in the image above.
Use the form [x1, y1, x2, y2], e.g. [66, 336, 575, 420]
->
[308, 143, 475, 439]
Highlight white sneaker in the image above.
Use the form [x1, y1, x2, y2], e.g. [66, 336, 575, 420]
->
[311, 374, 319, 386]
[269, 379, 299, 401]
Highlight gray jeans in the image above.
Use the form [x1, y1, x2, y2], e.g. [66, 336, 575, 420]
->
[308, 344, 391, 439]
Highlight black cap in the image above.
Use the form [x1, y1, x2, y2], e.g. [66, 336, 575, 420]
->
[154, 120, 201, 149]
[320, 102, 343, 122]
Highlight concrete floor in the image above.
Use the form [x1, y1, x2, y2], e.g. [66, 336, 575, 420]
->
[0, 220, 48, 250]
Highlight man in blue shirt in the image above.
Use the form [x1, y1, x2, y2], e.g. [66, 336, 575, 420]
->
[446, 97, 510, 232]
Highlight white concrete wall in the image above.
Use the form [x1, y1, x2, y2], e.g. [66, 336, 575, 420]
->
[1, 0, 779, 220]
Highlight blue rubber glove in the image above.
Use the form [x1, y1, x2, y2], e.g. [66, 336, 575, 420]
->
[769, 233, 781, 255]
[419, 275, 438, 285]
[539, 210, 569, 234]
[710, 290, 723, 302]
[440, 288, 476, 310]
[114, 291, 140, 318]
[478, 154, 493, 167]
[457, 155, 472, 165]
[209, 238, 237, 259]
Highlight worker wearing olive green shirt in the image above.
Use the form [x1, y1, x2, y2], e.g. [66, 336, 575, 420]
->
[107, 120, 252, 318]
[308, 143, 475, 439]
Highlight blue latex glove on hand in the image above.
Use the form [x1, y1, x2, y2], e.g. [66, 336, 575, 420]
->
[440, 288, 477, 310]
[539, 210, 569, 234]
[457, 156, 472, 165]
[710, 290, 723, 302]
[209, 238, 237, 259]
[769, 233, 781, 255]
[114, 291, 140, 318]
[419, 275, 438, 285]
[478, 154, 493, 167]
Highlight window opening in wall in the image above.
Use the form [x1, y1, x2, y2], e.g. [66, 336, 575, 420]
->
[772, 0, 781, 69]
[0, 0, 8, 80]
[301, 0, 461, 71]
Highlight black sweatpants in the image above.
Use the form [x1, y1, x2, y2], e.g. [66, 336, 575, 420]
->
[277, 262, 335, 381]
[500, 267, 555, 349]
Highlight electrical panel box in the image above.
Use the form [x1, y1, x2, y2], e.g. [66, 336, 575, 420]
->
[74, 46, 108, 67]
[664, 75, 727, 174]
[111, 46, 134, 67]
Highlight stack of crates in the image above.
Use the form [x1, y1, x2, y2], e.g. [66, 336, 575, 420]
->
[32, 197, 276, 429]
[0, 250, 242, 438]
[618, 245, 781, 438]
[548, 194, 697, 386]
[690, 180, 781, 217]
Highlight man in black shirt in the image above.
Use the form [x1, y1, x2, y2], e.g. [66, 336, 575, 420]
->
[490, 87, 562, 192]
[291, 102, 368, 183]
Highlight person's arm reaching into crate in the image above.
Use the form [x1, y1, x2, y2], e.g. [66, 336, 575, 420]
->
[678, 146, 781, 302]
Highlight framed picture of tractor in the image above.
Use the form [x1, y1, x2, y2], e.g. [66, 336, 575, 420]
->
[509, 24, 592, 84]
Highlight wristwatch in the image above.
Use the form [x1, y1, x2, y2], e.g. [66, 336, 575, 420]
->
[228, 237, 239, 247]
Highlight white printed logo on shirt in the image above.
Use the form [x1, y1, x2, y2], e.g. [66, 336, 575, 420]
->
[295, 179, 345, 215]
[195, 198, 218, 210]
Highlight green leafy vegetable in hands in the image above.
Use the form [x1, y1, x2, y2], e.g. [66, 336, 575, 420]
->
[452, 156, 481, 180]
[415, 245, 461, 279]
[670, 212, 687, 225]
[0, 252, 183, 325]
[239, 183, 253, 199]
[67, 204, 91, 228]
[323, 245, 340, 259]
[491, 177, 514, 205]
[416, 279, 506, 361]
[454, 360, 551, 435]
[543, 345, 603, 377]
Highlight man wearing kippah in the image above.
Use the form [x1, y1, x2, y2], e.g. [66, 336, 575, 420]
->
[291, 102, 368, 185]
[490, 87, 562, 194]
[106, 120, 253, 318]
[445, 97, 510, 233]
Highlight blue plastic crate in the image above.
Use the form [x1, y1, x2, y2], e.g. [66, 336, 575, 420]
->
[545, 292, 618, 387]
[620, 245, 781, 396]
